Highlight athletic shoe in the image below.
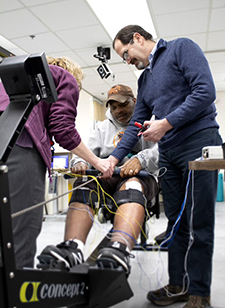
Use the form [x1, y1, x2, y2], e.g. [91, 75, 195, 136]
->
[96, 241, 134, 275]
[37, 240, 84, 269]
[147, 284, 189, 306]
[183, 295, 211, 308]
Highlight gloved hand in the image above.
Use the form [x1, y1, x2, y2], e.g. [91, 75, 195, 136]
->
[71, 161, 88, 175]
[120, 157, 142, 178]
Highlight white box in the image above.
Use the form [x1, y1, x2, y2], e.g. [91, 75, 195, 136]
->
[202, 146, 223, 159]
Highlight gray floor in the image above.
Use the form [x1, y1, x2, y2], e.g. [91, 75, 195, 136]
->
[36, 201, 225, 308]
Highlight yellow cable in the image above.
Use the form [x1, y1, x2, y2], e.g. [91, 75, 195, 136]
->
[70, 173, 148, 243]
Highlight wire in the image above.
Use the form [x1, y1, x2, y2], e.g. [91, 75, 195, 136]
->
[110, 229, 137, 245]
[106, 231, 132, 251]
[76, 174, 148, 242]
[157, 170, 192, 249]
[11, 177, 96, 218]
[149, 169, 194, 298]
[66, 173, 150, 252]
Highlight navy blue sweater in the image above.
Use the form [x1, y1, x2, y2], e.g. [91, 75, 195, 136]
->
[111, 38, 219, 161]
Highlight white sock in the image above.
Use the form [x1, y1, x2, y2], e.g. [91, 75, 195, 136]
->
[69, 239, 84, 253]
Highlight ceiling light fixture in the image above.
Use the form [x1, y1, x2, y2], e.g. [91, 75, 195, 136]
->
[87, 0, 157, 39]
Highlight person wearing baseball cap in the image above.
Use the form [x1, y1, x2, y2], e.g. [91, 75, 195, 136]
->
[106, 84, 136, 126]
[106, 84, 135, 107]
[37, 84, 159, 280]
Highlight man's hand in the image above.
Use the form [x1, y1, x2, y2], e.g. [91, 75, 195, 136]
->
[142, 118, 173, 142]
[120, 157, 142, 178]
[71, 162, 88, 175]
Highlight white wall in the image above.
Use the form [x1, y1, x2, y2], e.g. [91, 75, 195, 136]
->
[76, 90, 95, 144]
[215, 91, 225, 142]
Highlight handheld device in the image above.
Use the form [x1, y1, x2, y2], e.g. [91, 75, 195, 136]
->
[134, 122, 147, 136]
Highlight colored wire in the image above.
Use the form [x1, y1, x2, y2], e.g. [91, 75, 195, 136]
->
[72, 173, 148, 242]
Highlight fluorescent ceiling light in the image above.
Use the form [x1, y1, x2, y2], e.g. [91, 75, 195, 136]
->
[87, 0, 157, 40]
[0, 35, 18, 50]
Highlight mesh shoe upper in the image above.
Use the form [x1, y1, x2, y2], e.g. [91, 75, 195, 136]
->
[37, 240, 84, 269]
[183, 295, 211, 308]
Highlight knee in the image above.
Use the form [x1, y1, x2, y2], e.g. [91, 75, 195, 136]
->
[113, 178, 146, 208]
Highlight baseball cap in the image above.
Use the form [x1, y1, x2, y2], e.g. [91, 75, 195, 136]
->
[106, 84, 134, 107]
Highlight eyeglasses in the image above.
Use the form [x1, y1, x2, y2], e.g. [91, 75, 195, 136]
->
[122, 39, 134, 63]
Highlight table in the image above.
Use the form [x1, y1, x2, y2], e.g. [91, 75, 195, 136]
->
[189, 159, 225, 171]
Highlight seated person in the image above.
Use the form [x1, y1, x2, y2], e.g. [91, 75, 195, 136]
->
[38, 84, 159, 275]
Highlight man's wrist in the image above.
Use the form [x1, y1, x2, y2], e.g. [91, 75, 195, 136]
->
[163, 118, 173, 132]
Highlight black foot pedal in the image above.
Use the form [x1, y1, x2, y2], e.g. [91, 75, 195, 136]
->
[96, 257, 119, 270]
[37, 255, 68, 271]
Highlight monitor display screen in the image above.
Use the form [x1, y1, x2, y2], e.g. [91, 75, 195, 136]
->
[51, 154, 69, 169]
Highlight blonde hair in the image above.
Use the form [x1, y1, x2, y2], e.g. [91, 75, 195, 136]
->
[47, 56, 84, 91]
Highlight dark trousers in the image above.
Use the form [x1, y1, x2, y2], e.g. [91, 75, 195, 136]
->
[7, 145, 46, 268]
[159, 128, 222, 296]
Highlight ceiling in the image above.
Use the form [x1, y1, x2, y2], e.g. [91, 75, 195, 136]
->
[0, 0, 225, 103]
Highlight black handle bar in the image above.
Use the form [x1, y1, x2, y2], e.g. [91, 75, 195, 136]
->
[63, 168, 149, 180]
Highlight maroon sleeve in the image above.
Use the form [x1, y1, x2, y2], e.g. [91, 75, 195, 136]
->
[48, 65, 82, 150]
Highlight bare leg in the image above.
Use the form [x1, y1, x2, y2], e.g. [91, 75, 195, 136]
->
[112, 203, 145, 249]
[111, 178, 145, 250]
[64, 202, 94, 244]
[37, 202, 94, 268]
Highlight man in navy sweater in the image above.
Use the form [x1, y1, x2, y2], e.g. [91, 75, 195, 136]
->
[108, 25, 223, 308]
